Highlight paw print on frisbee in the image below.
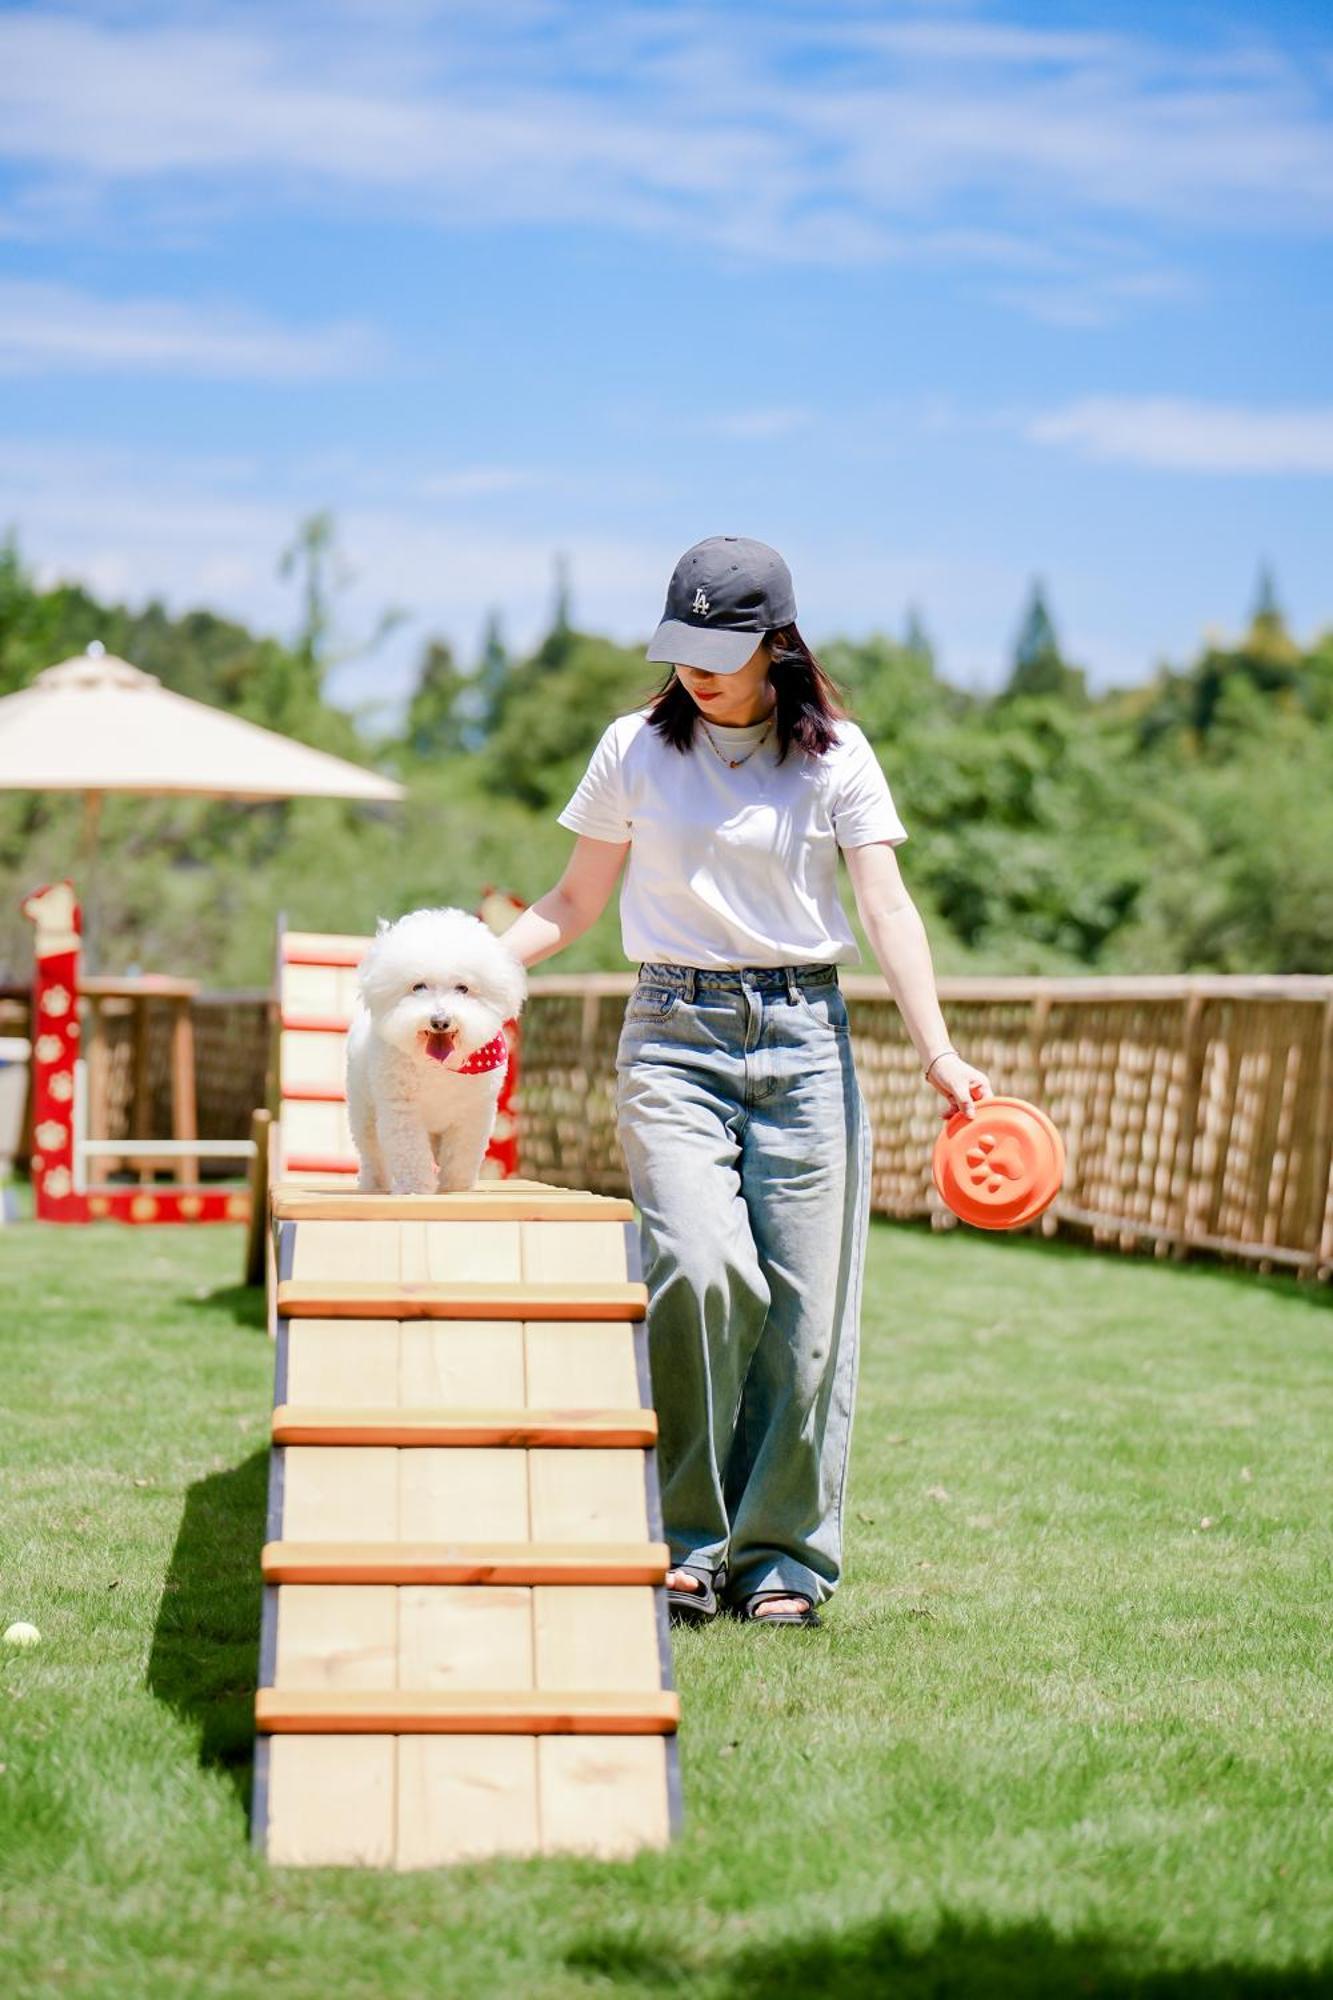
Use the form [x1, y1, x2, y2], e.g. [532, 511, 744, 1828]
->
[932, 1092, 1065, 1231]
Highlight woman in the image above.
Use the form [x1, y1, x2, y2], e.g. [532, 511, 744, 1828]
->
[501, 536, 992, 1627]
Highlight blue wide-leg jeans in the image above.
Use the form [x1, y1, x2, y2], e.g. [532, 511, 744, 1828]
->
[614, 961, 873, 1608]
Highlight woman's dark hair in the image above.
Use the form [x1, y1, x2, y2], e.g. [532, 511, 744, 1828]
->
[642, 624, 848, 762]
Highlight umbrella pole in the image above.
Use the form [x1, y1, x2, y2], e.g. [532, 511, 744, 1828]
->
[81, 789, 104, 971]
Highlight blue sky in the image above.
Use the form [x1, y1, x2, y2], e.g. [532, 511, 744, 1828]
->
[1, 0, 1330, 711]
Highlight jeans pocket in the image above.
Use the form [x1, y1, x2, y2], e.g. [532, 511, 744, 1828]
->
[795, 984, 849, 1036]
[624, 984, 680, 1024]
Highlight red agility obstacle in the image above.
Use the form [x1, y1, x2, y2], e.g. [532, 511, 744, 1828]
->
[21, 881, 249, 1226]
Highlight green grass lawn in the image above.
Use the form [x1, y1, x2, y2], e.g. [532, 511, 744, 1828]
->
[1, 1216, 1330, 1999]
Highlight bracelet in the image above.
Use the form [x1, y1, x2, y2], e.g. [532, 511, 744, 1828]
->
[923, 1046, 958, 1080]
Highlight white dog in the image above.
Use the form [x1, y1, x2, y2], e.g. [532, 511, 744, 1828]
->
[346, 906, 527, 1194]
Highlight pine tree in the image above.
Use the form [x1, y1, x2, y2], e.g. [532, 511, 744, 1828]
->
[903, 604, 934, 666]
[471, 610, 510, 744]
[535, 554, 577, 671]
[1251, 561, 1282, 626]
[1001, 580, 1087, 704]
[405, 639, 467, 758]
[1245, 562, 1298, 661]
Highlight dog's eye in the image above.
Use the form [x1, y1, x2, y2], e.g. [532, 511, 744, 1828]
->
[454, 983, 469, 994]
[411, 982, 428, 993]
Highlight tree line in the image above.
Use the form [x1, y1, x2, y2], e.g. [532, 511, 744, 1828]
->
[0, 523, 1329, 986]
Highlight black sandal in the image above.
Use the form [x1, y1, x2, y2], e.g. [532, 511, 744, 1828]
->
[736, 1590, 822, 1628]
[666, 1562, 724, 1626]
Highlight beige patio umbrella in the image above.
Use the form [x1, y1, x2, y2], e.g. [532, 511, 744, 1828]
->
[0, 642, 405, 959]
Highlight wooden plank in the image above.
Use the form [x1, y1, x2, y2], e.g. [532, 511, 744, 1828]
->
[399, 1447, 529, 1542]
[284, 1321, 400, 1407]
[538, 1738, 671, 1858]
[282, 965, 349, 1019]
[524, 1323, 642, 1408]
[243, 1109, 271, 1288]
[281, 1101, 355, 1166]
[528, 1450, 650, 1542]
[280, 1028, 347, 1093]
[398, 1321, 526, 1408]
[266, 1736, 395, 1866]
[256, 1690, 680, 1734]
[275, 1167, 360, 1191]
[282, 931, 371, 968]
[280, 1015, 353, 1036]
[415, 1221, 524, 1283]
[273, 1585, 397, 1690]
[533, 1586, 663, 1693]
[520, 1220, 628, 1284]
[261, 1542, 670, 1584]
[278, 1280, 647, 1321]
[272, 1406, 657, 1448]
[397, 1585, 533, 1690]
[489, 1178, 621, 1195]
[289, 1220, 401, 1283]
[396, 1739, 538, 1868]
[280, 1447, 398, 1542]
[393, 1218, 531, 1284]
[273, 1188, 635, 1222]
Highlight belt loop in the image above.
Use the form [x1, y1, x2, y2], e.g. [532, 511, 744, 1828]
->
[784, 966, 799, 1004]
[684, 966, 697, 1002]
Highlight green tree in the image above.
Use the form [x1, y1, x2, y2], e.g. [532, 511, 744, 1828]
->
[469, 610, 510, 746]
[481, 631, 657, 810]
[902, 605, 934, 667]
[820, 633, 961, 745]
[532, 554, 577, 675]
[405, 640, 468, 759]
[999, 581, 1088, 705]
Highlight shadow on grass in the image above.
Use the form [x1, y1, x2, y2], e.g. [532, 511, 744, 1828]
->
[181, 1283, 268, 1332]
[567, 1913, 1329, 1998]
[146, 1445, 268, 1809]
[877, 1212, 1332, 1315]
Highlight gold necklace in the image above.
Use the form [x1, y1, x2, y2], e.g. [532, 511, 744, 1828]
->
[699, 712, 775, 769]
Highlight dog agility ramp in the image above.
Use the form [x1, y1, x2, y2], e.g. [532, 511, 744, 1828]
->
[253, 1183, 682, 1868]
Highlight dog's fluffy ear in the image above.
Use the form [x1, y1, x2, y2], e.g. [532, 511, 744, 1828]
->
[374, 917, 392, 937]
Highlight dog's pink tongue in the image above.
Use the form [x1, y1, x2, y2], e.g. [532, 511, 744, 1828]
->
[425, 1031, 456, 1064]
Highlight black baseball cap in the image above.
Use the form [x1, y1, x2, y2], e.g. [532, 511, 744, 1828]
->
[646, 535, 797, 675]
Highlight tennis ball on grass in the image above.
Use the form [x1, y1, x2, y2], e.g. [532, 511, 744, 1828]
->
[3, 1622, 40, 1649]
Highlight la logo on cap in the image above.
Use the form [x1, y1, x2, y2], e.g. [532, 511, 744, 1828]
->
[692, 587, 711, 616]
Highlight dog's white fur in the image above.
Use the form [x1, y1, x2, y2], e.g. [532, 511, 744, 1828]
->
[346, 906, 526, 1194]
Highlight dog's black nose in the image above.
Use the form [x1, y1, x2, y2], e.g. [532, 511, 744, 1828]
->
[429, 1015, 453, 1033]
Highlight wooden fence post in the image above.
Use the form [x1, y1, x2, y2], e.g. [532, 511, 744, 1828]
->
[1302, 994, 1333, 1283]
[1169, 987, 1206, 1263]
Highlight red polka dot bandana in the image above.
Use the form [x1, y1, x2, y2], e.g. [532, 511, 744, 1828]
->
[454, 1030, 509, 1074]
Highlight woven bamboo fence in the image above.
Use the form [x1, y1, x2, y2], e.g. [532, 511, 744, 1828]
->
[4, 975, 1329, 1281]
[516, 974, 1333, 1285]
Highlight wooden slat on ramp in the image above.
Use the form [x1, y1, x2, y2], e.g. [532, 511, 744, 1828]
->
[254, 1176, 679, 1870]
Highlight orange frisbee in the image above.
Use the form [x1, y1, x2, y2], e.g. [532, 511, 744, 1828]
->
[931, 1090, 1065, 1231]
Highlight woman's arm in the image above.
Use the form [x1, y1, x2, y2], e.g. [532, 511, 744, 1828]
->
[842, 840, 992, 1120]
[502, 834, 630, 969]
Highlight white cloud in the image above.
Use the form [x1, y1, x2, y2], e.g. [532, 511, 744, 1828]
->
[0, 4, 1328, 315]
[417, 468, 545, 499]
[0, 280, 379, 378]
[1030, 397, 1333, 474]
[712, 408, 813, 443]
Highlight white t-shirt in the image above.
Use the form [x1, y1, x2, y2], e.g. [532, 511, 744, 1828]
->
[556, 707, 908, 968]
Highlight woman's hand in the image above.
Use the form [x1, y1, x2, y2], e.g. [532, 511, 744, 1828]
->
[926, 1051, 993, 1121]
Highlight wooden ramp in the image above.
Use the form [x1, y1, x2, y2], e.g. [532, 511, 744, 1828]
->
[252, 1182, 681, 1869]
[274, 930, 369, 1185]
